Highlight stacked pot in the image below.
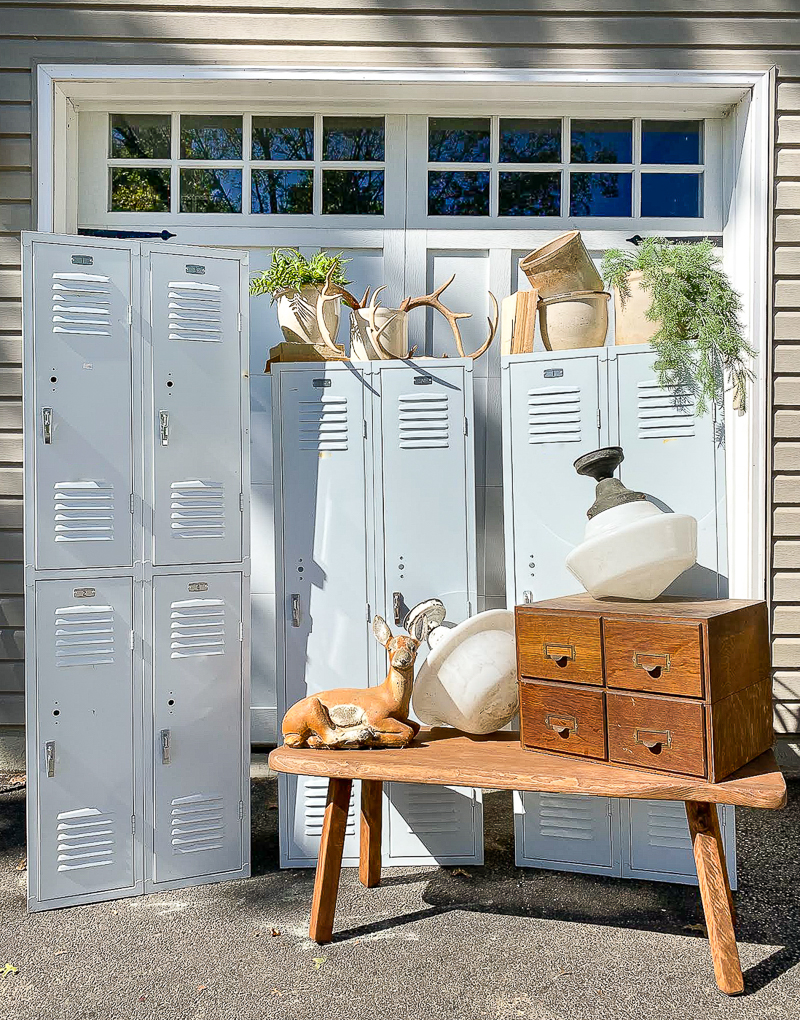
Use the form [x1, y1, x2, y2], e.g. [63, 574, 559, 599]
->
[520, 230, 610, 351]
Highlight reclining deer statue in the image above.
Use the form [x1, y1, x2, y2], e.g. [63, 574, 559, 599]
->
[281, 616, 422, 750]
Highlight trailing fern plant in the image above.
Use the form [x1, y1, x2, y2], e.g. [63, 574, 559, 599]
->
[601, 237, 754, 413]
[249, 248, 351, 302]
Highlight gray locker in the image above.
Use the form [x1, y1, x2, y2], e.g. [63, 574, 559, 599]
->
[29, 240, 136, 571]
[502, 347, 734, 886]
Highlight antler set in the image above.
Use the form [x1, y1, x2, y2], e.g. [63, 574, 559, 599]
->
[315, 267, 498, 361]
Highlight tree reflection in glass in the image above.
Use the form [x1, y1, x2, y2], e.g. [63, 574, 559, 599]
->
[252, 169, 313, 214]
[322, 170, 384, 214]
[180, 116, 243, 160]
[428, 171, 490, 215]
[499, 119, 561, 164]
[323, 118, 384, 161]
[110, 114, 171, 159]
[499, 172, 560, 216]
[110, 168, 171, 211]
[571, 121, 632, 164]
[570, 172, 632, 216]
[428, 119, 490, 163]
[252, 117, 314, 161]
[180, 169, 242, 212]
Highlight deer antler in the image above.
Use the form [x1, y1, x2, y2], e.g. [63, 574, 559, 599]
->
[363, 286, 400, 360]
[399, 275, 499, 360]
[314, 267, 345, 354]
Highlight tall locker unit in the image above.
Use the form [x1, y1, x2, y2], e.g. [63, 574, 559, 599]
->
[273, 360, 481, 869]
[23, 233, 250, 911]
[501, 346, 735, 887]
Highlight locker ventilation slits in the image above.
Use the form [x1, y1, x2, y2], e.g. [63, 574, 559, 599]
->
[642, 801, 693, 850]
[398, 394, 449, 449]
[298, 397, 348, 452]
[170, 794, 225, 854]
[54, 481, 115, 543]
[400, 788, 459, 834]
[170, 598, 225, 658]
[303, 777, 356, 837]
[54, 604, 115, 667]
[527, 387, 582, 444]
[538, 794, 598, 841]
[636, 381, 696, 439]
[56, 807, 115, 871]
[51, 272, 112, 337]
[170, 480, 225, 540]
[167, 281, 223, 342]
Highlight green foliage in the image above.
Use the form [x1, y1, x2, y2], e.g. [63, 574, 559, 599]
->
[249, 249, 351, 302]
[601, 237, 755, 413]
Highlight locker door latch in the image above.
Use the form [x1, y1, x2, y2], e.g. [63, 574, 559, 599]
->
[45, 741, 55, 778]
[160, 729, 171, 765]
[159, 410, 170, 446]
[291, 594, 301, 628]
[393, 591, 404, 625]
[42, 407, 53, 445]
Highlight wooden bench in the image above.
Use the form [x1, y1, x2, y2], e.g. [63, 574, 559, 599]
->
[269, 728, 787, 996]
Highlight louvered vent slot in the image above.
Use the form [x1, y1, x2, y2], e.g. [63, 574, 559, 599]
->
[167, 281, 223, 342]
[298, 397, 348, 452]
[54, 481, 115, 543]
[643, 801, 693, 850]
[55, 604, 115, 667]
[527, 386, 582, 444]
[171, 794, 225, 855]
[170, 480, 225, 540]
[637, 381, 696, 439]
[401, 788, 460, 833]
[538, 794, 598, 841]
[170, 598, 225, 658]
[56, 807, 115, 871]
[303, 777, 356, 837]
[398, 394, 449, 449]
[51, 272, 112, 337]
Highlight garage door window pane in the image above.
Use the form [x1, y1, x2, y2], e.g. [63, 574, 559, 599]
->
[499, 119, 561, 164]
[570, 172, 632, 216]
[110, 167, 171, 211]
[322, 170, 384, 214]
[428, 171, 490, 216]
[429, 118, 490, 163]
[252, 169, 313, 214]
[180, 169, 242, 212]
[642, 173, 702, 217]
[499, 172, 560, 216]
[323, 118, 384, 161]
[110, 114, 171, 159]
[571, 121, 632, 164]
[642, 121, 702, 165]
[180, 116, 243, 160]
[252, 117, 314, 161]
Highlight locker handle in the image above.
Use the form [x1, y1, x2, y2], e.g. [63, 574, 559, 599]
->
[634, 728, 672, 754]
[159, 410, 170, 447]
[393, 591, 403, 626]
[160, 728, 171, 765]
[45, 741, 55, 778]
[632, 651, 671, 679]
[42, 407, 53, 445]
[545, 714, 577, 738]
[291, 594, 301, 628]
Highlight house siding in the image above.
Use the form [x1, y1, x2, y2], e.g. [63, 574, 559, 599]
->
[1, 2, 799, 739]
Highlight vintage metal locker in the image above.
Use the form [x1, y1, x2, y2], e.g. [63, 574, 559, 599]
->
[502, 348, 735, 885]
[372, 360, 482, 865]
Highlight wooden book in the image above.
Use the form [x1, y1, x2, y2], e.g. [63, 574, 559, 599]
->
[500, 289, 538, 356]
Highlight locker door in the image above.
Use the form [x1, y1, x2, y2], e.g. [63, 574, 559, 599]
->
[281, 774, 361, 867]
[30, 240, 134, 570]
[504, 354, 603, 604]
[275, 365, 370, 867]
[152, 572, 245, 884]
[149, 252, 243, 566]
[514, 792, 621, 876]
[613, 348, 726, 598]
[32, 577, 138, 905]
[375, 361, 481, 865]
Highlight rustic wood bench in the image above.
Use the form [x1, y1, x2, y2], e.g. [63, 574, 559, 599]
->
[269, 728, 787, 995]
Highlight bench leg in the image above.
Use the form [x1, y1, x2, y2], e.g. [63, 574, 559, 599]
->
[359, 780, 382, 888]
[685, 801, 743, 995]
[309, 777, 352, 944]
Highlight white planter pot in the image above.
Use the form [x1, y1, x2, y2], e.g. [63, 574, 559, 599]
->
[350, 307, 409, 360]
[539, 290, 610, 351]
[520, 230, 603, 298]
[276, 285, 340, 345]
[613, 270, 662, 346]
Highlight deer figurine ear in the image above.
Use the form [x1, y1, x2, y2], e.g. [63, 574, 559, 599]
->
[372, 615, 392, 647]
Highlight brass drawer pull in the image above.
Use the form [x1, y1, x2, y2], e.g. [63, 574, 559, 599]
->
[632, 651, 671, 679]
[543, 642, 575, 668]
[545, 713, 577, 738]
[634, 728, 672, 755]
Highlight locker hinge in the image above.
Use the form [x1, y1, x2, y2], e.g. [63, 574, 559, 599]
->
[467, 601, 472, 617]
[363, 419, 367, 439]
[237, 312, 243, 333]
[608, 802, 613, 817]
[239, 620, 244, 642]
[131, 814, 136, 835]
[239, 492, 244, 512]
[464, 417, 469, 436]
[366, 602, 371, 622]
[597, 409, 601, 429]
[127, 305, 133, 327]
[130, 629, 135, 651]
[129, 493, 135, 514]
[712, 400, 717, 423]
[238, 801, 244, 820]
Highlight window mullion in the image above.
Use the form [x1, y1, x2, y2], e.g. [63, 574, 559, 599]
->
[171, 112, 180, 214]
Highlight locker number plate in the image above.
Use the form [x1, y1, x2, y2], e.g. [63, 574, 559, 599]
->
[312, 379, 331, 388]
[187, 582, 208, 592]
[544, 368, 564, 379]
[73, 587, 96, 599]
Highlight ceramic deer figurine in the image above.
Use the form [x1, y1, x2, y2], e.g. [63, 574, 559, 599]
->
[281, 616, 422, 750]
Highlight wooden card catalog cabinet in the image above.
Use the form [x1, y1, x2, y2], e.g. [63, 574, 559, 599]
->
[516, 595, 773, 782]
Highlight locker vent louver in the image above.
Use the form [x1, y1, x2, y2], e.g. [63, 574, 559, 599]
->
[642, 801, 693, 851]
[56, 807, 115, 871]
[54, 481, 115, 543]
[400, 788, 459, 834]
[636, 381, 695, 439]
[167, 281, 223, 342]
[298, 397, 348, 452]
[398, 394, 449, 449]
[538, 794, 598, 841]
[54, 604, 115, 667]
[170, 794, 225, 854]
[527, 386, 582, 444]
[303, 777, 356, 837]
[51, 272, 112, 337]
[170, 481, 225, 540]
[170, 598, 225, 658]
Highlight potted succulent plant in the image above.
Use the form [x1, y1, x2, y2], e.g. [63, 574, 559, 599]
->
[602, 237, 755, 412]
[250, 248, 351, 346]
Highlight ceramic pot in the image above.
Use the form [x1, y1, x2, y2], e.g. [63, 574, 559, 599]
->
[349, 307, 409, 360]
[276, 285, 340, 345]
[520, 230, 603, 298]
[613, 270, 662, 346]
[539, 291, 610, 351]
